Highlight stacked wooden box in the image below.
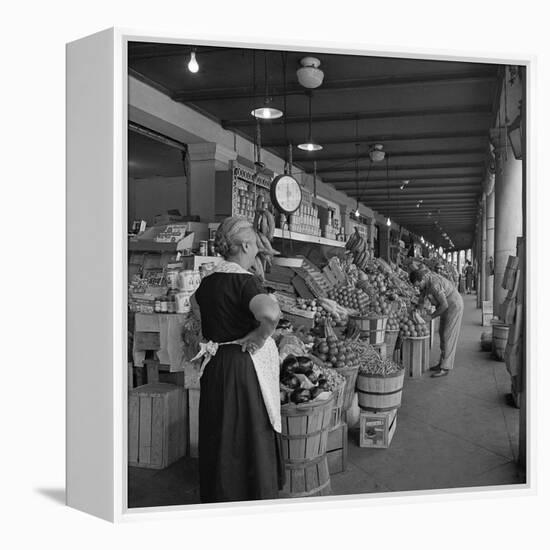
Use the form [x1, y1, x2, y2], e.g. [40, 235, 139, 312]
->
[128, 383, 188, 469]
[326, 422, 348, 474]
[402, 336, 430, 378]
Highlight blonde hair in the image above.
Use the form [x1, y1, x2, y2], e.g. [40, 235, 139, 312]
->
[214, 216, 255, 258]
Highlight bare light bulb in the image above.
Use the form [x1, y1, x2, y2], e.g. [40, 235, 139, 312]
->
[355, 208, 360, 218]
[188, 51, 199, 73]
[386, 217, 391, 227]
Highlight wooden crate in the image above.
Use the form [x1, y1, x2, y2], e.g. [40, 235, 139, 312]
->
[327, 421, 348, 475]
[359, 409, 397, 449]
[129, 383, 188, 469]
[402, 336, 430, 378]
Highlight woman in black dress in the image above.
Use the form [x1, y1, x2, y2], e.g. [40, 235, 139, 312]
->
[193, 216, 285, 503]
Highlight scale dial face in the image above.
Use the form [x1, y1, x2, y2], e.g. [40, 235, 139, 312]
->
[270, 175, 302, 214]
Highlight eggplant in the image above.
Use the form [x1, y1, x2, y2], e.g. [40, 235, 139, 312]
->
[310, 387, 323, 400]
[282, 374, 300, 389]
[293, 356, 313, 374]
[317, 378, 329, 391]
[281, 355, 299, 376]
[306, 369, 319, 384]
[291, 388, 311, 404]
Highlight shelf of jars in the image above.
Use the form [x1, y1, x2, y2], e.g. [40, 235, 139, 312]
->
[214, 161, 346, 247]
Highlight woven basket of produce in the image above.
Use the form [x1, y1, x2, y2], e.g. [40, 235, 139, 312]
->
[280, 394, 335, 462]
[279, 355, 343, 460]
[384, 329, 400, 358]
[350, 314, 388, 344]
[333, 364, 360, 412]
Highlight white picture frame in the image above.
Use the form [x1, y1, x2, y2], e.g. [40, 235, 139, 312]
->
[66, 27, 535, 523]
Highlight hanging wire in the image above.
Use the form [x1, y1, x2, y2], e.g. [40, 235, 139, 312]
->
[281, 51, 289, 174]
[355, 117, 359, 214]
[386, 154, 391, 221]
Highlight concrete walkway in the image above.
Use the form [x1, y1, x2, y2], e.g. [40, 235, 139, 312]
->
[128, 293, 523, 508]
[332, 293, 523, 495]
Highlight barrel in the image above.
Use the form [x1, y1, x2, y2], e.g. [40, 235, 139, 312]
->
[279, 454, 331, 498]
[356, 369, 404, 412]
[352, 315, 388, 344]
[329, 380, 346, 428]
[333, 365, 360, 413]
[280, 393, 335, 463]
[492, 323, 510, 361]
[280, 394, 335, 498]
[384, 329, 400, 358]
[402, 335, 430, 378]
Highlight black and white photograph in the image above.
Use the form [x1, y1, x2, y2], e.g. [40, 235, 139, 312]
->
[125, 42, 527, 507]
[10, 2, 549, 546]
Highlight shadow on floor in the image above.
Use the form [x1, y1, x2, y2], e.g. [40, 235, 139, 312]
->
[35, 488, 66, 505]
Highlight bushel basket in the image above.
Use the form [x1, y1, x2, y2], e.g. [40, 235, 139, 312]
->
[356, 369, 404, 412]
[280, 393, 335, 463]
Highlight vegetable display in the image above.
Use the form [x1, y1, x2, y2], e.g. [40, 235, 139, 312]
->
[279, 355, 344, 405]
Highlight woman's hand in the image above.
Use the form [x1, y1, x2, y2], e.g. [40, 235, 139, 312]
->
[235, 329, 266, 355]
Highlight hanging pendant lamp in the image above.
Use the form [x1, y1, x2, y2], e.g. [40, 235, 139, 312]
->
[298, 92, 322, 151]
[251, 51, 283, 120]
[385, 155, 392, 228]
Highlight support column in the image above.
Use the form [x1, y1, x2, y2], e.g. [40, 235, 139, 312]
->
[492, 141, 523, 310]
[480, 194, 487, 303]
[368, 218, 375, 254]
[378, 224, 390, 261]
[485, 188, 495, 302]
[187, 142, 237, 222]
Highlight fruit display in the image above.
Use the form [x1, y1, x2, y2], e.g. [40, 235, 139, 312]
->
[279, 355, 344, 405]
[386, 311, 400, 331]
[306, 296, 353, 328]
[310, 335, 360, 369]
[327, 284, 370, 314]
[398, 309, 430, 338]
[345, 227, 370, 270]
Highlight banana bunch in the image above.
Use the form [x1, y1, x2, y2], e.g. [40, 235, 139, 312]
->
[255, 230, 280, 269]
[253, 206, 275, 242]
[345, 227, 370, 271]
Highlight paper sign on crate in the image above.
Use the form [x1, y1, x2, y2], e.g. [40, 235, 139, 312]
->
[359, 409, 397, 448]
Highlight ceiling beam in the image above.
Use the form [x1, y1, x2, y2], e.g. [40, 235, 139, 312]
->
[325, 174, 482, 184]
[129, 45, 237, 61]
[172, 69, 497, 102]
[315, 161, 486, 174]
[337, 184, 481, 194]
[356, 197, 477, 203]
[262, 130, 488, 148]
[222, 104, 492, 128]
[294, 148, 487, 164]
